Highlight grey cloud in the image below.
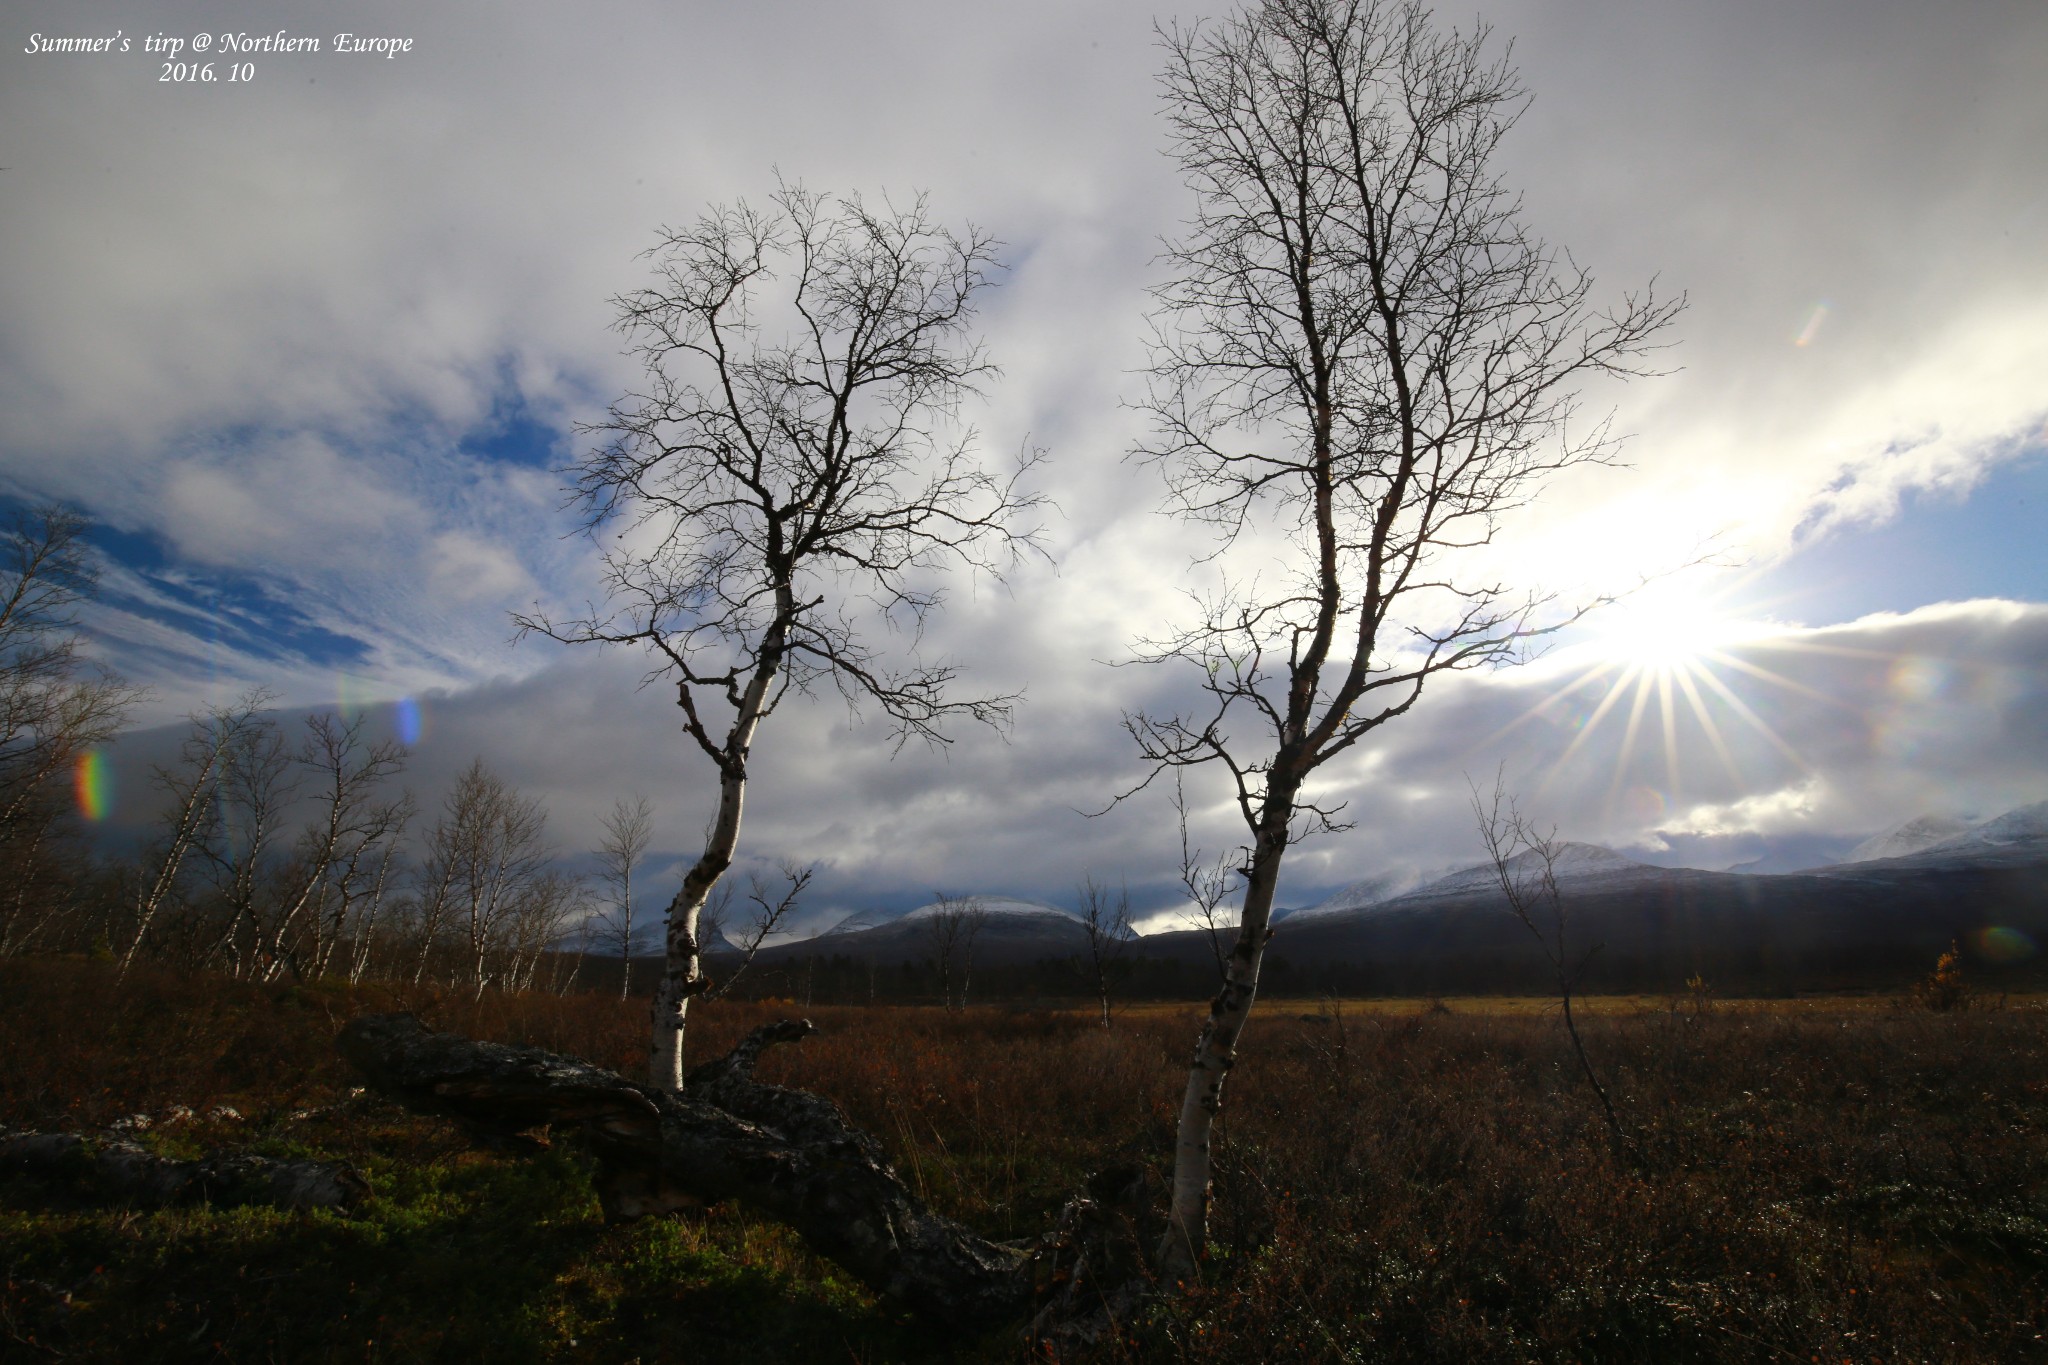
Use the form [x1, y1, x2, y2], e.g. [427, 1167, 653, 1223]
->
[12, 0, 2048, 919]
[1289, 600, 2048, 887]
[92, 599, 2048, 932]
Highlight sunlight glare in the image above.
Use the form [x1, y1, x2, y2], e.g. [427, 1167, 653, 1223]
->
[1588, 584, 1749, 672]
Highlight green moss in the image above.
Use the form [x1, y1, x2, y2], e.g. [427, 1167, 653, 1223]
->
[1, 1123, 993, 1363]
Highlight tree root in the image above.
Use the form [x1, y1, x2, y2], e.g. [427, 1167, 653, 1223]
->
[0, 1126, 369, 1211]
[338, 1012, 1153, 1334]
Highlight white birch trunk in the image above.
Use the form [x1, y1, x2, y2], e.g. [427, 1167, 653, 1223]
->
[409, 872, 449, 986]
[120, 742, 224, 978]
[1156, 800, 1292, 1284]
[347, 848, 395, 985]
[649, 629, 780, 1091]
[649, 769, 743, 1090]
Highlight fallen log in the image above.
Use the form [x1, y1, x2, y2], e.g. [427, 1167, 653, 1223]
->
[0, 1126, 369, 1211]
[339, 1012, 1065, 1329]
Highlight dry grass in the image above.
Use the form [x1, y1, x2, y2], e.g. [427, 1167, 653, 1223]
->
[4, 960, 2046, 1361]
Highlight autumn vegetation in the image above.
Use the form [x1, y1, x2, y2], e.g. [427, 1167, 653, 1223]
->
[6, 957, 2047, 1361]
[5, 0, 2046, 1353]
[5, 488, 2039, 1358]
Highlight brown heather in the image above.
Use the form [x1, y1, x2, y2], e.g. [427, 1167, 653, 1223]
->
[3, 959, 2046, 1361]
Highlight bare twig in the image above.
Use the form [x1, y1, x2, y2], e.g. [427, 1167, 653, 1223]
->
[1134, 0, 1680, 1278]
[511, 182, 1046, 1088]
[704, 859, 811, 1001]
[1471, 773, 1637, 1161]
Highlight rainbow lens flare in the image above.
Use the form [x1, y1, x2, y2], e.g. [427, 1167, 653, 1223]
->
[1972, 926, 2036, 964]
[73, 748, 110, 822]
[394, 696, 423, 746]
[1793, 301, 1830, 347]
[337, 672, 367, 720]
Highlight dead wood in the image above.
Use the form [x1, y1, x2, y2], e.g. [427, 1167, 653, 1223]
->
[337, 1012, 1152, 1334]
[0, 1126, 369, 1211]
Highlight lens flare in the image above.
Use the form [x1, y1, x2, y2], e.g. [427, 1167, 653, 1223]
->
[394, 696, 423, 746]
[1794, 301, 1830, 348]
[73, 748, 110, 822]
[1973, 925, 2036, 964]
[1620, 785, 1667, 823]
[337, 672, 367, 720]
[1889, 656, 1949, 702]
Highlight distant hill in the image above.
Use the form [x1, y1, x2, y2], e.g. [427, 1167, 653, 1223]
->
[696, 801, 2048, 998]
[1137, 802, 2048, 995]
[1841, 814, 1977, 865]
[1284, 868, 1432, 921]
[819, 896, 1079, 938]
[1285, 843, 1653, 921]
[739, 895, 1104, 976]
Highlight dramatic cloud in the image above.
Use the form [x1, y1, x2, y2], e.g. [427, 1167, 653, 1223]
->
[91, 598, 2048, 938]
[8, 0, 2046, 926]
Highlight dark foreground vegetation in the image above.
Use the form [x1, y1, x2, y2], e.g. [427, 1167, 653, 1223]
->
[4, 958, 2046, 1362]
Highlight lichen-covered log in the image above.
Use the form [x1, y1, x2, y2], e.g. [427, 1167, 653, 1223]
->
[338, 1012, 1050, 1328]
[0, 1126, 369, 1210]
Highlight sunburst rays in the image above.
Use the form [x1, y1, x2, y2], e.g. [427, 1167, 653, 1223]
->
[1476, 582, 1890, 825]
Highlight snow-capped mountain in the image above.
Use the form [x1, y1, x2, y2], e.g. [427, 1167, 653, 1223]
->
[1833, 801, 2048, 868]
[1287, 869, 1433, 921]
[1928, 800, 2048, 853]
[1291, 844, 1651, 921]
[1841, 814, 1977, 865]
[734, 801, 2048, 993]
[820, 896, 1079, 937]
[736, 894, 1102, 973]
[1398, 841, 1648, 900]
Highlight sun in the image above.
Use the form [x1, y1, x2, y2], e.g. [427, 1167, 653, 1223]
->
[1472, 574, 1837, 825]
[1586, 583, 1750, 672]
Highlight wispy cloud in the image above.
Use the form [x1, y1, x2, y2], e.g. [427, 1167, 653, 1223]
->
[9, 0, 2047, 913]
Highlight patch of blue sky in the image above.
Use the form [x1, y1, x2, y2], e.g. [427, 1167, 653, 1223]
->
[1739, 444, 2048, 627]
[458, 374, 573, 472]
[79, 518, 373, 674]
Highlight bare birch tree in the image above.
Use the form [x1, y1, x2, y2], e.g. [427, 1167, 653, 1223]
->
[295, 715, 410, 981]
[1128, 0, 1680, 1279]
[1472, 778, 1633, 1156]
[410, 759, 554, 995]
[0, 507, 140, 958]
[405, 822, 460, 986]
[121, 696, 264, 976]
[503, 869, 589, 993]
[340, 838, 402, 985]
[1074, 876, 1133, 1028]
[517, 182, 1042, 1089]
[112, 699, 411, 980]
[593, 795, 654, 999]
[196, 706, 297, 978]
[923, 894, 973, 1011]
[0, 508, 139, 836]
[178, 707, 412, 983]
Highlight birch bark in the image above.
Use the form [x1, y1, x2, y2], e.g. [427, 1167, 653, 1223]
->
[1135, 0, 1678, 1283]
[514, 186, 1043, 1092]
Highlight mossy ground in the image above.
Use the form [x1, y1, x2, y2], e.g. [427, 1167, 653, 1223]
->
[4, 960, 2046, 1361]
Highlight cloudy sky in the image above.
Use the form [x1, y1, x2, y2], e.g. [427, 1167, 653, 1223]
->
[5, 0, 2045, 933]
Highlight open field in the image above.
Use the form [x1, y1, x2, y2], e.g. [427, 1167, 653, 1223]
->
[1110, 992, 2048, 1019]
[5, 960, 2047, 1362]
